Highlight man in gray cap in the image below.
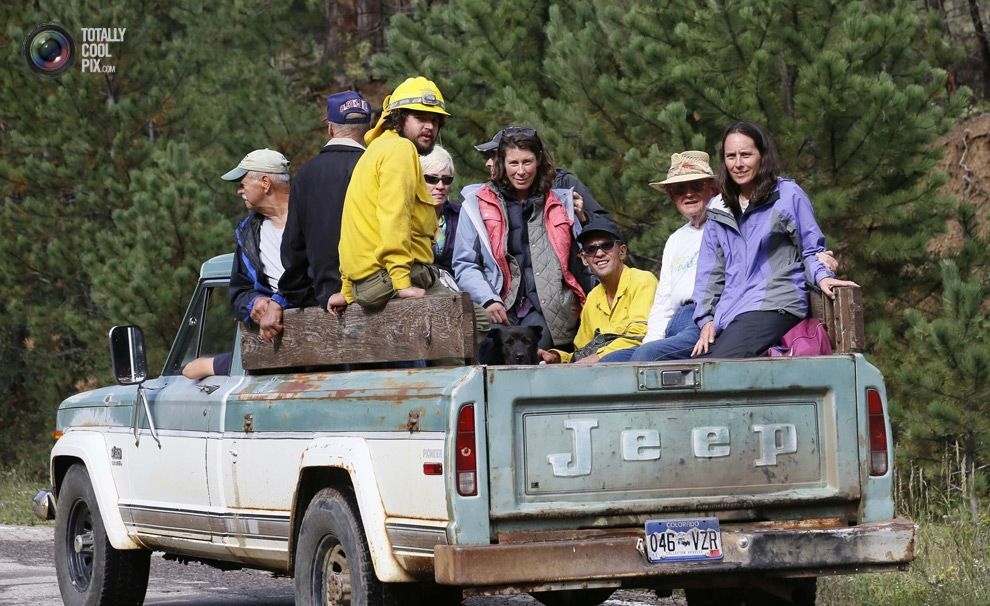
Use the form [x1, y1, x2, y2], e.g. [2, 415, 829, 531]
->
[280, 90, 372, 311]
[221, 148, 292, 342]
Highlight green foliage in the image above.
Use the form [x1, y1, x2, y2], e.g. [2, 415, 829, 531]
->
[896, 260, 990, 511]
[0, 463, 51, 526]
[0, 0, 322, 468]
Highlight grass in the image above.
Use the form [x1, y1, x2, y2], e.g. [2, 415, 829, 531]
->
[0, 464, 52, 526]
[819, 513, 990, 605]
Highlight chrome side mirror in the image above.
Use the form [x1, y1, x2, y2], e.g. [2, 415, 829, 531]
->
[108, 325, 149, 385]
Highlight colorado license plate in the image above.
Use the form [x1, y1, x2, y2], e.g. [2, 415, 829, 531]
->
[644, 517, 723, 563]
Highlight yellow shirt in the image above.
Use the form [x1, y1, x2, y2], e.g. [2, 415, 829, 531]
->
[556, 266, 658, 363]
[338, 130, 439, 301]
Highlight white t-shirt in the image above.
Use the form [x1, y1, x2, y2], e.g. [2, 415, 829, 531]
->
[643, 221, 704, 343]
[259, 219, 285, 292]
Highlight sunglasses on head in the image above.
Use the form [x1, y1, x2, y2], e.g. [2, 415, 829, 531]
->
[580, 239, 620, 256]
[666, 180, 709, 197]
[424, 174, 454, 185]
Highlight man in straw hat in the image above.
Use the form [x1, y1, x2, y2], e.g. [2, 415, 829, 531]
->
[600, 151, 717, 362]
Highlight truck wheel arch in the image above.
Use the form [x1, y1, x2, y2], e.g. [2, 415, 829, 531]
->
[51, 432, 142, 551]
[289, 437, 415, 583]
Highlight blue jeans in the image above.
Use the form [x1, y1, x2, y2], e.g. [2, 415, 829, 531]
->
[601, 303, 700, 362]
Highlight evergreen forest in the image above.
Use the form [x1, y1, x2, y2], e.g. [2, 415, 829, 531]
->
[2, 0, 990, 530]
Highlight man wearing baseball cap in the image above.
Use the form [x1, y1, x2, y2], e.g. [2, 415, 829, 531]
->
[279, 90, 371, 311]
[222, 148, 292, 342]
[539, 216, 657, 364]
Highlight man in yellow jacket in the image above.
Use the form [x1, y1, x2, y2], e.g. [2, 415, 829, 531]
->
[539, 217, 657, 364]
[330, 76, 459, 311]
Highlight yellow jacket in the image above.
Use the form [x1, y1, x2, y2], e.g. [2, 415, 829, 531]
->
[556, 266, 658, 363]
[338, 130, 439, 301]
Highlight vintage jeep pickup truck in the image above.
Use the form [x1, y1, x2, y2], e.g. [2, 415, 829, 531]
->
[34, 253, 915, 606]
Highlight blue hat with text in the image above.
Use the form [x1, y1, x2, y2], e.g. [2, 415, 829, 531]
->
[326, 90, 371, 125]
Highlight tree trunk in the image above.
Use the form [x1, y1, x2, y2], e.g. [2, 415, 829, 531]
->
[968, 0, 990, 98]
[966, 430, 980, 524]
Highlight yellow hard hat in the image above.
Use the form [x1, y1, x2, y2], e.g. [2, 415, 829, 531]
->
[382, 76, 450, 117]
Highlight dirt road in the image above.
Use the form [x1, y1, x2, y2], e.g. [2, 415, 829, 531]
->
[0, 525, 682, 605]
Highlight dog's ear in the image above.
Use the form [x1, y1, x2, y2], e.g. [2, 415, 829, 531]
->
[528, 325, 544, 341]
[487, 327, 503, 347]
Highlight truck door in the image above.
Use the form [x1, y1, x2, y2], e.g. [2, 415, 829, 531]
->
[117, 279, 239, 539]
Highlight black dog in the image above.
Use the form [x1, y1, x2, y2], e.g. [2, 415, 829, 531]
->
[478, 325, 543, 365]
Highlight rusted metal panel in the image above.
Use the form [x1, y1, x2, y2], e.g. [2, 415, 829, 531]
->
[433, 517, 916, 586]
[240, 292, 476, 370]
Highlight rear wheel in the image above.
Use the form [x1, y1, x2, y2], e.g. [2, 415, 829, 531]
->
[531, 588, 614, 606]
[295, 486, 387, 606]
[54, 464, 150, 606]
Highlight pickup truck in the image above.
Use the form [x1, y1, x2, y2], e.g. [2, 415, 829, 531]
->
[34, 253, 915, 606]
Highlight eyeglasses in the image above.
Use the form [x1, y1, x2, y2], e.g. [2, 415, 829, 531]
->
[666, 180, 709, 197]
[580, 240, 620, 256]
[502, 126, 537, 138]
[424, 174, 454, 186]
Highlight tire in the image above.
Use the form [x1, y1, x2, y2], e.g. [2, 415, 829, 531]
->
[685, 578, 817, 606]
[531, 588, 614, 606]
[295, 486, 388, 606]
[54, 464, 151, 606]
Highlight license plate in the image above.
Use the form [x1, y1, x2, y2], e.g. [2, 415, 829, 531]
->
[644, 517, 723, 563]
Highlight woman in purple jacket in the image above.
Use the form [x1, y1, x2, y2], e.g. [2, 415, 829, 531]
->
[691, 121, 857, 358]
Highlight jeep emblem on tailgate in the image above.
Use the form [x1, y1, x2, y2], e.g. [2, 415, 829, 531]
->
[547, 420, 799, 477]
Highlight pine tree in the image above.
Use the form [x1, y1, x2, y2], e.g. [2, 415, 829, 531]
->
[897, 259, 990, 520]
[0, 0, 321, 466]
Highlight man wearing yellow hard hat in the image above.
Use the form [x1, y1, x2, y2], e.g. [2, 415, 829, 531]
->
[330, 77, 487, 334]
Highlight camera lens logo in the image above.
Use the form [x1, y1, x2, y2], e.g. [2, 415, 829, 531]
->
[23, 24, 75, 77]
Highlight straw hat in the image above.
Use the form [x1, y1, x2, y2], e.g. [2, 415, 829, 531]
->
[649, 151, 715, 190]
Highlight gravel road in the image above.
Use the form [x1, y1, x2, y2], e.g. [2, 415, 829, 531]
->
[0, 525, 683, 606]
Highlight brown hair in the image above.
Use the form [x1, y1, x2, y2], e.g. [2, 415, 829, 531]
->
[492, 128, 555, 199]
[716, 121, 782, 213]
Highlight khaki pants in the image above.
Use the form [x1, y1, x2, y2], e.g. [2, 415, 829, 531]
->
[352, 264, 491, 333]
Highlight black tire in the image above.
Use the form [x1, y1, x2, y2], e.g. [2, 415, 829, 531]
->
[54, 464, 151, 606]
[685, 578, 817, 606]
[531, 588, 614, 606]
[295, 486, 388, 606]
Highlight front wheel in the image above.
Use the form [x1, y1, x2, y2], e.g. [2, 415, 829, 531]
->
[295, 486, 386, 606]
[54, 463, 150, 606]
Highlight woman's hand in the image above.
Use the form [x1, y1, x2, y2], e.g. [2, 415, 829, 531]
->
[485, 302, 508, 325]
[538, 348, 561, 364]
[692, 321, 716, 357]
[574, 353, 600, 365]
[816, 250, 838, 273]
[818, 277, 860, 300]
[573, 192, 587, 224]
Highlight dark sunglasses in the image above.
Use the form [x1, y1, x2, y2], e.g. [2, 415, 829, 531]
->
[580, 240, 620, 256]
[666, 180, 709, 197]
[424, 174, 454, 186]
[502, 126, 537, 138]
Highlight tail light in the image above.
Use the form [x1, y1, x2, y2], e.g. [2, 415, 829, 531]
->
[455, 405, 477, 496]
[867, 388, 889, 476]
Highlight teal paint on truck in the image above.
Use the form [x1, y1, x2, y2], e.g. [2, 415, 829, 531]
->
[42, 252, 915, 602]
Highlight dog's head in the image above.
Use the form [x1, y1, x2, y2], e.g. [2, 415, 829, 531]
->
[486, 325, 543, 365]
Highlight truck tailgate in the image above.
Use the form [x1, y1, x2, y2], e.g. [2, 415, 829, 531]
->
[484, 356, 862, 522]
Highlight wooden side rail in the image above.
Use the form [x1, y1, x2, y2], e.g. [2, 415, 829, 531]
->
[240, 292, 477, 370]
[808, 286, 865, 353]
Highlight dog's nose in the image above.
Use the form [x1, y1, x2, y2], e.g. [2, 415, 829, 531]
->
[514, 353, 527, 363]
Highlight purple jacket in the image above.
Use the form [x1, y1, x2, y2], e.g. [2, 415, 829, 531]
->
[692, 178, 834, 333]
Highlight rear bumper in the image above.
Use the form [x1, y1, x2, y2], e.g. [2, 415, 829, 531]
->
[434, 517, 916, 587]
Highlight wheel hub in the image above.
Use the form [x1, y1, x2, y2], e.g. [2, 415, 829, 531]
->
[321, 543, 351, 605]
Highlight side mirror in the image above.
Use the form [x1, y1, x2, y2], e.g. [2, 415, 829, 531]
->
[108, 325, 149, 385]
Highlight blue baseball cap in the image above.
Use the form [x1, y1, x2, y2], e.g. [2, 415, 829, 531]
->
[326, 91, 371, 125]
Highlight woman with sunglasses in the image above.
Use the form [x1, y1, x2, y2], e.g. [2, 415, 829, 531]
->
[691, 121, 857, 358]
[453, 127, 590, 350]
[419, 145, 460, 275]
